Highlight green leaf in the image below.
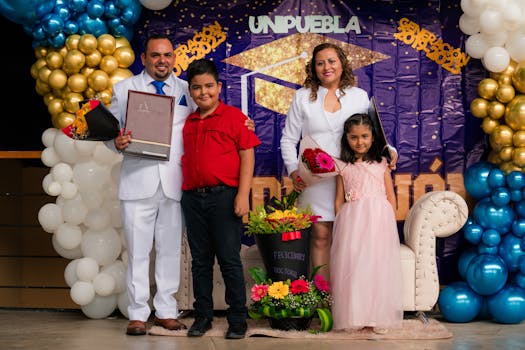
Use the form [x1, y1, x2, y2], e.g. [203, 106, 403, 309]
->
[249, 266, 267, 284]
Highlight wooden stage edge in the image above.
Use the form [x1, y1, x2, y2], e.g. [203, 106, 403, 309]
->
[0, 151, 42, 159]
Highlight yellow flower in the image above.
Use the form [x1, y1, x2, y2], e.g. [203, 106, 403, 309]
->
[268, 281, 289, 299]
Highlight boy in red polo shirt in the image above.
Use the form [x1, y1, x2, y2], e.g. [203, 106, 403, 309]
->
[181, 59, 261, 339]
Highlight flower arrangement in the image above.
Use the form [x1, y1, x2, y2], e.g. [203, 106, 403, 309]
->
[301, 147, 336, 173]
[244, 190, 320, 236]
[248, 265, 333, 332]
[296, 135, 345, 186]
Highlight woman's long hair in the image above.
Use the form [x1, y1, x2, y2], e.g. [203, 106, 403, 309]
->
[304, 43, 356, 102]
[340, 113, 382, 164]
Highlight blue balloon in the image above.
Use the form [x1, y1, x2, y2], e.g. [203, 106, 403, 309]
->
[520, 255, 525, 274]
[512, 218, 525, 237]
[481, 229, 501, 247]
[86, 0, 104, 19]
[466, 254, 508, 296]
[42, 13, 64, 37]
[464, 162, 495, 200]
[516, 199, 525, 218]
[473, 200, 515, 232]
[104, 1, 119, 18]
[515, 273, 525, 289]
[488, 168, 507, 188]
[438, 281, 483, 323]
[48, 32, 66, 47]
[53, 4, 71, 21]
[477, 244, 499, 255]
[64, 20, 79, 35]
[477, 298, 492, 320]
[464, 222, 484, 244]
[498, 234, 525, 272]
[0, 0, 51, 25]
[68, 0, 87, 13]
[487, 284, 525, 324]
[507, 171, 525, 190]
[458, 248, 478, 279]
[511, 189, 523, 202]
[491, 187, 511, 207]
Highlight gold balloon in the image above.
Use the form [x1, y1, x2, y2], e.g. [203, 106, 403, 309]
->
[63, 92, 84, 113]
[97, 34, 116, 56]
[65, 34, 81, 51]
[78, 34, 98, 55]
[500, 161, 522, 174]
[52, 111, 75, 129]
[487, 150, 502, 165]
[513, 130, 525, 147]
[97, 88, 113, 105]
[491, 124, 514, 148]
[67, 73, 88, 93]
[499, 146, 513, 161]
[84, 87, 96, 99]
[85, 50, 102, 67]
[496, 84, 515, 104]
[43, 93, 55, 106]
[64, 49, 86, 74]
[46, 51, 64, 70]
[109, 68, 134, 87]
[512, 61, 525, 94]
[478, 78, 499, 100]
[487, 101, 506, 119]
[34, 46, 48, 59]
[58, 46, 68, 58]
[470, 97, 489, 118]
[48, 69, 68, 90]
[113, 46, 135, 68]
[31, 58, 47, 79]
[47, 98, 64, 116]
[512, 147, 525, 166]
[37, 66, 52, 83]
[87, 70, 109, 91]
[81, 66, 96, 77]
[490, 60, 517, 82]
[115, 36, 131, 48]
[100, 55, 119, 74]
[35, 79, 50, 96]
[505, 95, 525, 130]
[482, 117, 500, 134]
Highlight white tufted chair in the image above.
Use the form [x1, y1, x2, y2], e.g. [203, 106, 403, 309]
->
[175, 190, 468, 314]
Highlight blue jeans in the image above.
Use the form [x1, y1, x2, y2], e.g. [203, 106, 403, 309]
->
[181, 186, 247, 325]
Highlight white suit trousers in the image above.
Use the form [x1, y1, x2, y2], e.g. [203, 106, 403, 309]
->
[121, 185, 182, 321]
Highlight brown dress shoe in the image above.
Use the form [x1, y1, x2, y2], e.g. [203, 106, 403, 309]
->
[126, 320, 146, 335]
[154, 317, 187, 331]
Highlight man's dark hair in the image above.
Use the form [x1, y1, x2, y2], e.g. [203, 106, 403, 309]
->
[144, 33, 172, 53]
[187, 59, 219, 84]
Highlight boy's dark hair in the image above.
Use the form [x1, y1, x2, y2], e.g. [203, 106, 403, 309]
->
[340, 113, 382, 164]
[187, 59, 219, 84]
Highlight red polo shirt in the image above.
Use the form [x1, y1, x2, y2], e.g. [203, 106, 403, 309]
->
[181, 101, 261, 190]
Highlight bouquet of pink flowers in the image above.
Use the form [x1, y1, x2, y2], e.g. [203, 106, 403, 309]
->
[297, 135, 345, 185]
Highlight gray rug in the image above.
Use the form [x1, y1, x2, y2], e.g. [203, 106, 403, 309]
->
[148, 317, 453, 340]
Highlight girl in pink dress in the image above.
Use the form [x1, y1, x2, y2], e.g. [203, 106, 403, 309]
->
[330, 113, 403, 333]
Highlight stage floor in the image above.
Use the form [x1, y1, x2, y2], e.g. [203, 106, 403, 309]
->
[1, 308, 524, 350]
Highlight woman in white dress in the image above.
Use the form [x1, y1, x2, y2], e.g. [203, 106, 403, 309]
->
[280, 43, 396, 281]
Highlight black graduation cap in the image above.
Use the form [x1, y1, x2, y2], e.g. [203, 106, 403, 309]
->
[62, 100, 119, 141]
[368, 96, 392, 162]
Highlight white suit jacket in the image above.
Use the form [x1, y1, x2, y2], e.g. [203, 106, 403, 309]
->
[107, 71, 197, 201]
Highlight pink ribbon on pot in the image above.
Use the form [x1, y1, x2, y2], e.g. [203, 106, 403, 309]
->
[281, 231, 301, 241]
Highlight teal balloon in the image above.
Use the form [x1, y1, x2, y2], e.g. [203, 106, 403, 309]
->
[466, 254, 508, 296]
[515, 273, 525, 289]
[498, 234, 525, 272]
[488, 168, 506, 188]
[0, 0, 51, 25]
[464, 222, 483, 244]
[507, 171, 525, 190]
[515, 199, 525, 218]
[491, 187, 511, 207]
[473, 199, 515, 232]
[458, 248, 478, 279]
[464, 162, 495, 200]
[438, 281, 482, 323]
[477, 244, 499, 255]
[481, 229, 501, 247]
[512, 218, 525, 237]
[487, 284, 525, 324]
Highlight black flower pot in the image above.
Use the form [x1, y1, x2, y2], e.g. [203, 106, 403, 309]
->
[254, 227, 311, 281]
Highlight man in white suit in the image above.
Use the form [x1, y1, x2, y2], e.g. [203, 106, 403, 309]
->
[108, 34, 197, 335]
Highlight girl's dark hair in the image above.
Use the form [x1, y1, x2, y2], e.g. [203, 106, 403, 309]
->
[187, 59, 219, 84]
[340, 113, 382, 164]
[304, 43, 356, 102]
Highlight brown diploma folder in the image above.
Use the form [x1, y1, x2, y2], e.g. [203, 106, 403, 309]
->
[123, 90, 175, 160]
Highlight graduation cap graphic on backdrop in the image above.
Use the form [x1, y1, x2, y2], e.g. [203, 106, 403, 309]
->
[62, 100, 119, 141]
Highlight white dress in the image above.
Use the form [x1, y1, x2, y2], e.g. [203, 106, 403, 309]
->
[280, 85, 369, 221]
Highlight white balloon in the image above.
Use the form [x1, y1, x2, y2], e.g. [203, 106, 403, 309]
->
[52, 234, 83, 259]
[461, 0, 486, 17]
[101, 260, 126, 294]
[84, 208, 111, 230]
[41, 147, 61, 167]
[485, 31, 508, 47]
[41, 128, 58, 148]
[74, 139, 98, 156]
[62, 195, 88, 225]
[117, 291, 130, 319]
[64, 259, 80, 287]
[70, 281, 96, 306]
[38, 203, 63, 233]
[54, 133, 80, 164]
[503, 2, 524, 31]
[42, 174, 54, 194]
[51, 163, 73, 183]
[506, 31, 525, 63]
[459, 13, 481, 36]
[106, 200, 122, 228]
[55, 222, 83, 250]
[139, 0, 172, 11]
[80, 191, 104, 209]
[465, 33, 490, 59]
[47, 181, 62, 196]
[60, 182, 78, 199]
[93, 272, 116, 296]
[81, 228, 122, 266]
[81, 294, 117, 319]
[483, 46, 511, 72]
[93, 143, 119, 165]
[76, 257, 100, 281]
[479, 9, 504, 34]
[72, 160, 111, 192]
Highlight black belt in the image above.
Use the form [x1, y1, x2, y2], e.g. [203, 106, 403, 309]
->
[188, 185, 231, 193]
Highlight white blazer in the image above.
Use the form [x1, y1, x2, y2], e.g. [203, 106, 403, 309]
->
[108, 71, 197, 201]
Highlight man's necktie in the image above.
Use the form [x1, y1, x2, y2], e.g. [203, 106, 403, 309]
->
[152, 80, 166, 95]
